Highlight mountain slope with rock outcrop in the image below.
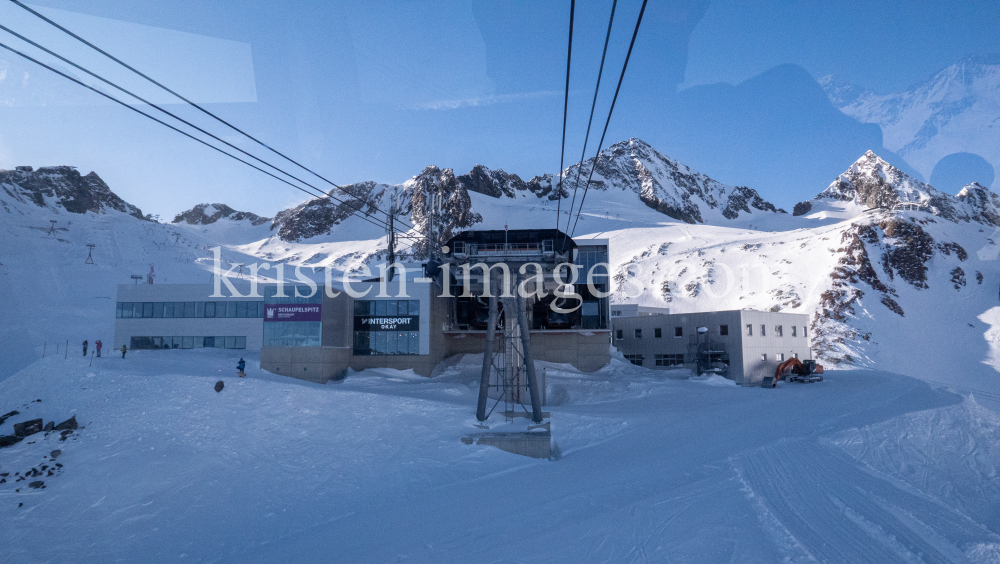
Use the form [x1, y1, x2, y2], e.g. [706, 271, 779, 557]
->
[172, 203, 269, 226]
[0, 166, 145, 220]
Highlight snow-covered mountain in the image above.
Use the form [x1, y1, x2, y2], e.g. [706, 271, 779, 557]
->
[172, 203, 270, 226]
[820, 56, 1000, 189]
[0, 165, 146, 219]
[268, 139, 789, 251]
[4, 144, 1000, 390]
[792, 150, 1000, 224]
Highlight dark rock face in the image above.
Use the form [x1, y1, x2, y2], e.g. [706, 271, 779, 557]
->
[270, 181, 388, 242]
[792, 201, 813, 216]
[457, 165, 556, 200]
[405, 166, 485, 258]
[13, 418, 43, 437]
[957, 182, 1000, 226]
[0, 410, 18, 426]
[722, 186, 783, 219]
[879, 219, 935, 289]
[172, 203, 269, 226]
[54, 416, 78, 431]
[0, 166, 145, 219]
[0, 435, 23, 448]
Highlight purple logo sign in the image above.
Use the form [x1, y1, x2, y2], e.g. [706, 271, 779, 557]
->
[264, 304, 321, 322]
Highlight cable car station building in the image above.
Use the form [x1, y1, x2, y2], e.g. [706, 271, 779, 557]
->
[114, 230, 612, 384]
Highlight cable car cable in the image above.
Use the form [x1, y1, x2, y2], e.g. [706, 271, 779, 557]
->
[570, 0, 648, 237]
[563, 0, 618, 234]
[8, 0, 415, 233]
[0, 41, 413, 239]
[0, 24, 408, 235]
[554, 0, 575, 231]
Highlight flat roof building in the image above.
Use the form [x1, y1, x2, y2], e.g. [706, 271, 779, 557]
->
[114, 283, 265, 352]
[612, 310, 812, 386]
[111, 233, 613, 385]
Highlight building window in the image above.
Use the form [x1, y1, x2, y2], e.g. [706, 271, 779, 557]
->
[776, 325, 783, 337]
[612, 310, 622, 317]
[674, 327, 683, 338]
[635, 329, 642, 338]
[761, 353, 767, 362]
[616, 329, 623, 340]
[719, 324, 729, 336]
[791, 326, 797, 337]
[777, 353, 784, 361]
[746, 324, 752, 336]
[353, 299, 421, 355]
[793, 352, 798, 359]
[761, 325, 766, 337]
[803, 326, 807, 337]
[654, 328, 662, 338]
[655, 354, 684, 367]
[624, 354, 643, 366]
[128, 336, 246, 350]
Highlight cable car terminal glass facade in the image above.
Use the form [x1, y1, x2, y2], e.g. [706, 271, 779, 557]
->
[262, 285, 322, 347]
[353, 299, 421, 355]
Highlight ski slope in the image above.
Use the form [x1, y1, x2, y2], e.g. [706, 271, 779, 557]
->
[2, 349, 1000, 563]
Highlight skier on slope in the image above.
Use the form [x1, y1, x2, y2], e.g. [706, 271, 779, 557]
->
[237, 358, 246, 377]
[121, 344, 127, 359]
[95, 340, 102, 358]
[82, 340, 88, 357]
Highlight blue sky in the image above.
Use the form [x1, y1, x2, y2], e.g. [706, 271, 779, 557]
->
[1, 0, 997, 218]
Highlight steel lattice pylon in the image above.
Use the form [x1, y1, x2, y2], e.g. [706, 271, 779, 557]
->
[476, 272, 544, 423]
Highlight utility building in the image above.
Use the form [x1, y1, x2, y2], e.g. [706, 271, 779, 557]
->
[612, 309, 812, 386]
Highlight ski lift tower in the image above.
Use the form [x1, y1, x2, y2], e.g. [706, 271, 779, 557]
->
[85, 244, 96, 264]
[47, 220, 57, 237]
[130, 275, 143, 284]
[441, 229, 578, 424]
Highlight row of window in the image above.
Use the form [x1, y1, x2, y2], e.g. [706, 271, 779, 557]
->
[747, 324, 805, 337]
[353, 331, 420, 355]
[116, 301, 266, 319]
[625, 352, 801, 367]
[625, 354, 687, 367]
[615, 324, 807, 340]
[354, 299, 421, 317]
[128, 336, 247, 350]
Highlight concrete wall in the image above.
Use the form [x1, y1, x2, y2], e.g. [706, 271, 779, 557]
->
[260, 345, 350, 383]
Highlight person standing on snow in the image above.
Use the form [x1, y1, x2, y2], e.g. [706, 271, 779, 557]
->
[237, 358, 246, 377]
[95, 340, 102, 358]
[82, 340, 88, 357]
[121, 344, 127, 359]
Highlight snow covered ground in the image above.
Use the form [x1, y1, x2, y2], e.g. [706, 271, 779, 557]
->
[3, 348, 1000, 563]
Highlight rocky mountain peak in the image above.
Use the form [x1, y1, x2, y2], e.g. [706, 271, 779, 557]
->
[798, 152, 1000, 226]
[172, 203, 269, 226]
[0, 165, 145, 219]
